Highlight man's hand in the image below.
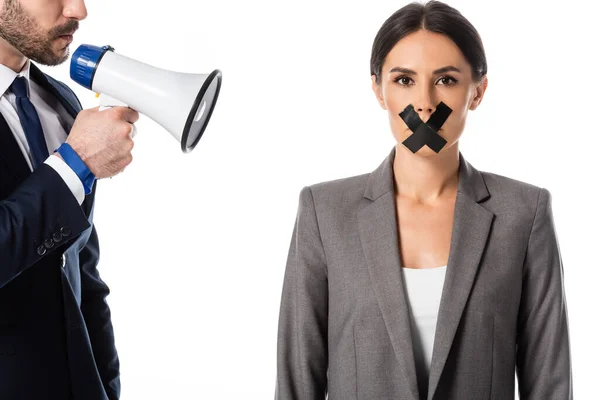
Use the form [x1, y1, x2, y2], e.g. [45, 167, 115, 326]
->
[65, 106, 140, 179]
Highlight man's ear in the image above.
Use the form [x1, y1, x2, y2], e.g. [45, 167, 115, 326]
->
[469, 75, 488, 111]
[371, 75, 387, 110]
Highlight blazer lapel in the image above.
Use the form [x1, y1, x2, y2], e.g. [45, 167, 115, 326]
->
[357, 146, 493, 400]
[29, 63, 81, 121]
[358, 147, 420, 400]
[427, 153, 493, 400]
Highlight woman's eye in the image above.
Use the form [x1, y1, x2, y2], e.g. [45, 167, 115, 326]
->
[394, 76, 413, 86]
[437, 76, 458, 86]
[394, 76, 457, 86]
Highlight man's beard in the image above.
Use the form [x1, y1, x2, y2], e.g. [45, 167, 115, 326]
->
[0, 0, 78, 66]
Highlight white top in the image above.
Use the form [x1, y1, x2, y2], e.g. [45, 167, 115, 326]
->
[401, 265, 447, 398]
[0, 60, 84, 204]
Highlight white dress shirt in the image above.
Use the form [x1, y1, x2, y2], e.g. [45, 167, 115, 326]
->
[0, 60, 84, 205]
[401, 265, 448, 396]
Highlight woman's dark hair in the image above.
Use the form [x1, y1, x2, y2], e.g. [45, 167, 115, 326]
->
[370, 0, 487, 84]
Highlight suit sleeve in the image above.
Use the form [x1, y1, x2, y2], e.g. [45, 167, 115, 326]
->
[516, 187, 573, 399]
[44, 154, 85, 205]
[79, 185, 120, 400]
[0, 164, 90, 288]
[275, 186, 329, 400]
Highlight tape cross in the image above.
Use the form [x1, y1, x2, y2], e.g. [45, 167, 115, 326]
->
[399, 101, 452, 153]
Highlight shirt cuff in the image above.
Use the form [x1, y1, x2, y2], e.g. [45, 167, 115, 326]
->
[44, 154, 85, 205]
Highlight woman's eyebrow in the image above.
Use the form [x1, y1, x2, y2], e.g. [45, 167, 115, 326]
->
[433, 65, 461, 74]
[389, 65, 462, 74]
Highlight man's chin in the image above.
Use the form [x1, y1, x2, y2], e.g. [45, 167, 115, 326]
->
[55, 52, 70, 66]
[29, 50, 70, 67]
[56, 46, 70, 63]
[43, 42, 71, 65]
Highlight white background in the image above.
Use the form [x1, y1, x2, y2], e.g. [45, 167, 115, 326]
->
[39, 0, 598, 398]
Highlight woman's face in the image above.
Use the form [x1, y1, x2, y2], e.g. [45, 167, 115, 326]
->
[372, 29, 487, 157]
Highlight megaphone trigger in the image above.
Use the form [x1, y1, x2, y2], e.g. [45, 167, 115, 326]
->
[98, 93, 129, 111]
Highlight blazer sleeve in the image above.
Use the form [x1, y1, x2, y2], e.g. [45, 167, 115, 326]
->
[275, 186, 329, 400]
[79, 189, 120, 400]
[0, 164, 90, 288]
[516, 187, 573, 399]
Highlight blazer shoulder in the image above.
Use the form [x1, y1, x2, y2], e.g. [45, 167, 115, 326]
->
[303, 172, 371, 211]
[479, 170, 547, 215]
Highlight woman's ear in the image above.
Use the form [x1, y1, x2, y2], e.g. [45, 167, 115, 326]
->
[371, 75, 387, 110]
[469, 75, 488, 111]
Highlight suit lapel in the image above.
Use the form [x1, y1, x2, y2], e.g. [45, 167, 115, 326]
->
[29, 63, 81, 120]
[359, 189, 421, 399]
[357, 146, 493, 400]
[358, 147, 420, 399]
[426, 176, 493, 400]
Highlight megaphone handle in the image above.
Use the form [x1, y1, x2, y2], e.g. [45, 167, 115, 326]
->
[98, 93, 137, 138]
[98, 93, 128, 110]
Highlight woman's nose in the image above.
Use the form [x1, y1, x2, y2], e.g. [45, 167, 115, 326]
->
[415, 106, 434, 121]
[413, 88, 436, 120]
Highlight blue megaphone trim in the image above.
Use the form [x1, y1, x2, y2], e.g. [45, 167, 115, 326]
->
[70, 44, 115, 90]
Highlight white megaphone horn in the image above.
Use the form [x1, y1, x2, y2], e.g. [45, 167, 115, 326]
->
[70, 44, 222, 153]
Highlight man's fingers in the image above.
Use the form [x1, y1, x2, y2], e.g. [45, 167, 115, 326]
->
[123, 108, 140, 124]
[108, 106, 140, 124]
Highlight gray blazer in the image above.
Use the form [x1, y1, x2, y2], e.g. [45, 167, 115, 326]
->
[275, 146, 572, 400]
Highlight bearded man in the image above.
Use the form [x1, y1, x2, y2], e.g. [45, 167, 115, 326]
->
[0, 0, 139, 399]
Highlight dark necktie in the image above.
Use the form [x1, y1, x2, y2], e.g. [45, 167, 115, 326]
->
[10, 76, 49, 169]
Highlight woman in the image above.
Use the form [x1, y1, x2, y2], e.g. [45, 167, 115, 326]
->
[275, 1, 572, 400]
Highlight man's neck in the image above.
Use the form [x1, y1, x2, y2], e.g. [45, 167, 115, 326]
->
[0, 38, 28, 73]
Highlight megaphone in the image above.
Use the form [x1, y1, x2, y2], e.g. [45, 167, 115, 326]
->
[70, 44, 222, 153]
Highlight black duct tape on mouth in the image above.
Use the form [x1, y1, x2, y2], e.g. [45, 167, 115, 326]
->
[399, 101, 452, 153]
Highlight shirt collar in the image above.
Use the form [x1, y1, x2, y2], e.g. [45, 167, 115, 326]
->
[0, 59, 32, 97]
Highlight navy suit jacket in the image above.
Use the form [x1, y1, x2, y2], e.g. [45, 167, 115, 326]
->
[0, 63, 119, 400]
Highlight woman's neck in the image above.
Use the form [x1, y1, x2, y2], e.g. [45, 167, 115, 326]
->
[392, 142, 460, 205]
